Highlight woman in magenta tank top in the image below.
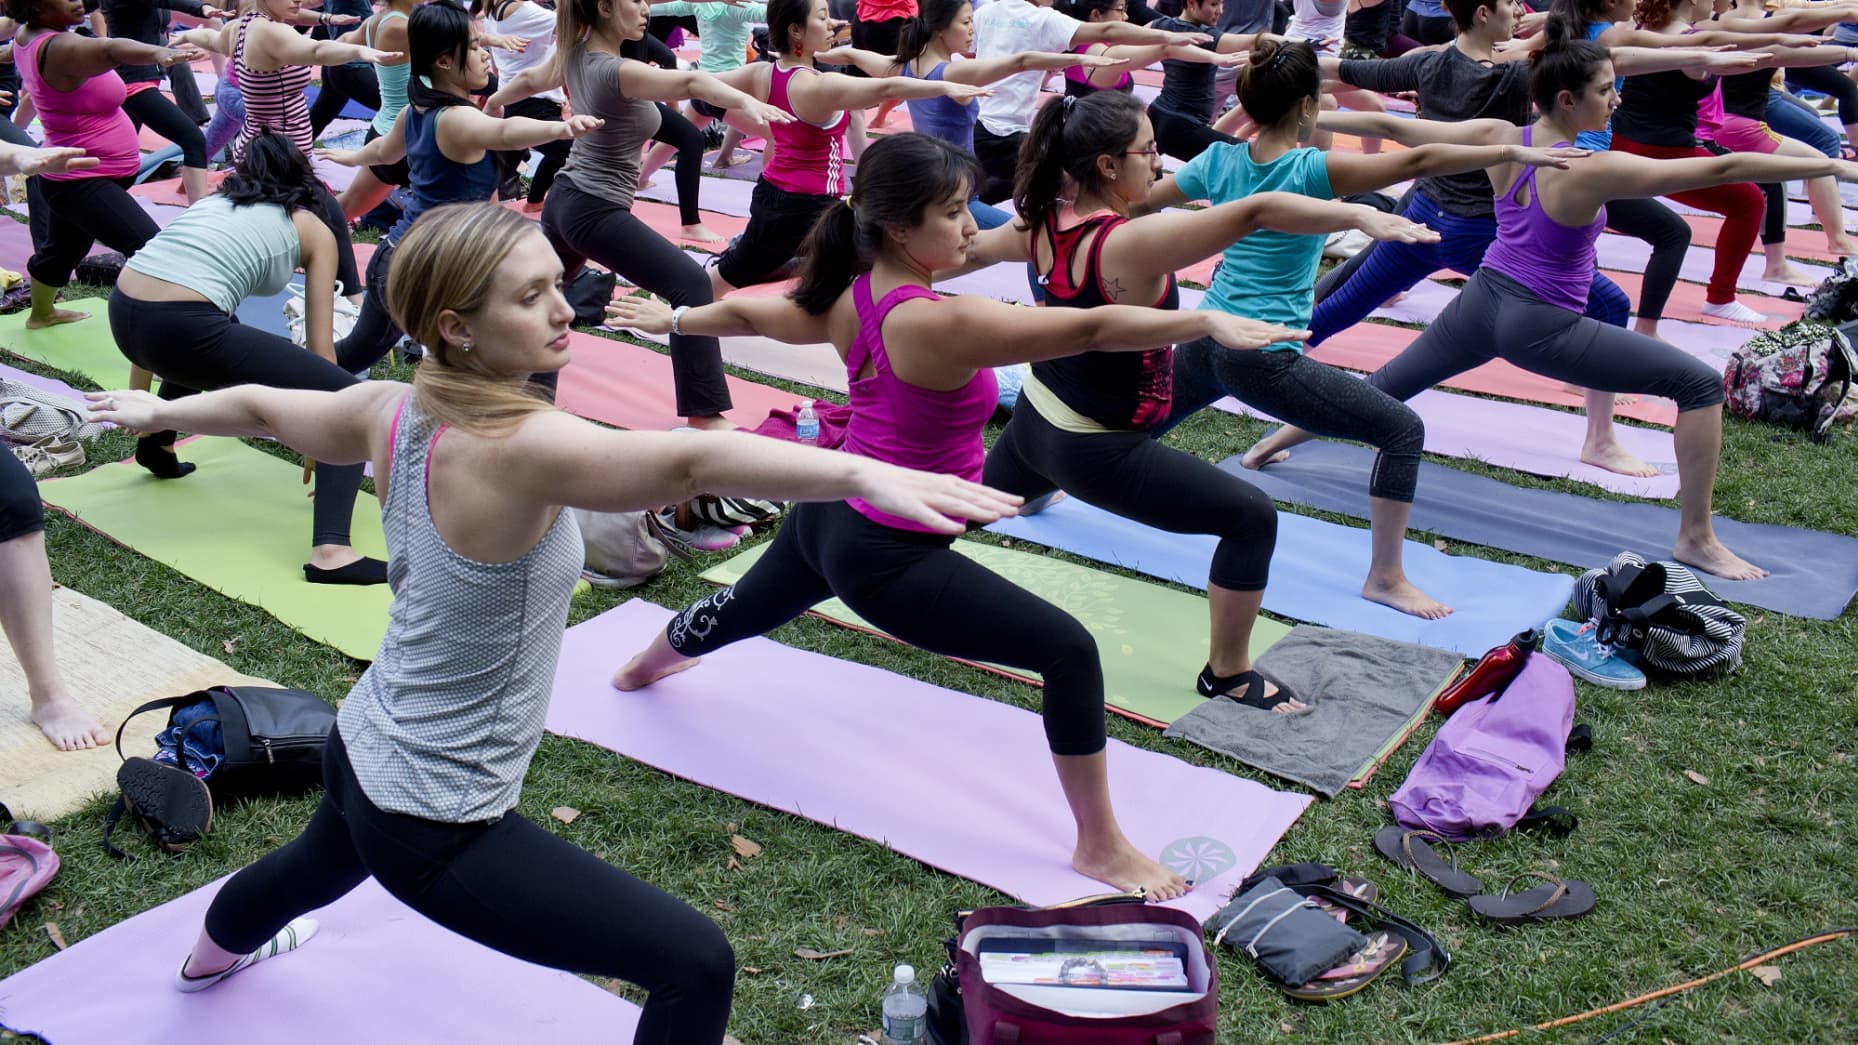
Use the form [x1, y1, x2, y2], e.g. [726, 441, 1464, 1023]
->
[1260, 28, 1858, 583]
[706, 0, 986, 297]
[9, 0, 193, 329]
[610, 133, 1302, 901]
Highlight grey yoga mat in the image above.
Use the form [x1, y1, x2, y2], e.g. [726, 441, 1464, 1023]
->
[1219, 441, 1858, 620]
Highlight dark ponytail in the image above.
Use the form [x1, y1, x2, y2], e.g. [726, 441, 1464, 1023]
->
[897, 0, 962, 69]
[408, 1, 479, 110]
[789, 133, 979, 314]
[1012, 91, 1144, 233]
[218, 132, 322, 213]
[1237, 38, 1320, 131]
[1529, 13, 1611, 115]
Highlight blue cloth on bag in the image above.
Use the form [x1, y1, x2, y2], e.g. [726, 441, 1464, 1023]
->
[153, 700, 224, 780]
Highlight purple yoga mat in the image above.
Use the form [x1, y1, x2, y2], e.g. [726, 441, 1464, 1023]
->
[1218, 382, 1682, 499]
[0, 360, 108, 427]
[639, 168, 759, 217]
[1595, 231, 1834, 297]
[547, 600, 1312, 921]
[0, 878, 641, 1043]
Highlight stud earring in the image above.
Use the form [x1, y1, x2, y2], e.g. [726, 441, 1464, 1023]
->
[460, 341, 473, 353]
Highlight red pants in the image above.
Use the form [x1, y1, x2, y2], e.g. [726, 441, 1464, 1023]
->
[1612, 136, 1763, 305]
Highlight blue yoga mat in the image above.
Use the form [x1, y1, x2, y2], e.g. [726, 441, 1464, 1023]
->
[985, 497, 1574, 657]
[303, 85, 376, 124]
[234, 280, 297, 339]
[1218, 442, 1858, 621]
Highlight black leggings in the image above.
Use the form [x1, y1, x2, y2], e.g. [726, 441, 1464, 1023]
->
[203, 729, 735, 1045]
[1401, 8, 1454, 44]
[715, 179, 834, 288]
[1162, 339, 1425, 502]
[983, 397, 1276, 591]
[309, 183, 365, 298]
[28, 175, 159, 289]
[972, 124, 1024, 205]
[651, 101, 707, 227]
[1370, 267, 1725, 411]
[0, 447, 43, 544]
[337, 239, 404, 374]
[1148, 103, 1235, 164]
[107, 292, 371, 548]
[125, 87, 208, 169]
[501, 95, 572, 204]
[541, 180, 732, 418]
[309, 62, 382, 138]
[1783, 63, 1858, 127]
[1762, 180, 1789, 247]
[1602, 194, 1690, 322]
[665, 499, 1110, 756]
[168, 60, 210, 125]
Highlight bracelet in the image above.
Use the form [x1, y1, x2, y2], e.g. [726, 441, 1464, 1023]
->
[670, 305, 689, 336]
[318, 10, 329, 22]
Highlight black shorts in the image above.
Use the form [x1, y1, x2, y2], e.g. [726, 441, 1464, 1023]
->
[691, 98, 728, 121]
[715, 178, 837, 288]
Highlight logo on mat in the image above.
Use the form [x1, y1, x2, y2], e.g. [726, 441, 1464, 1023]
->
[1159, 837, 1236, 882]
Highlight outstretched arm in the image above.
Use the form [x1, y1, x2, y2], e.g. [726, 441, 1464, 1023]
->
[606, 292, 836, 346]
[617, 62, 794, 128]
[901, 296, 1306, 372]
[1324, 140, 1587, 197]
[1574, 150, 1858, 209]
[1102, 193, 1440, 277]
[0, 143, 96, 177]
[1316, 110, 1518, 148]
[88, 383, 404, 467]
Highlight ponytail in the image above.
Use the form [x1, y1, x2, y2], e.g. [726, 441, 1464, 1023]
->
[897, 0, 962, 68]
[554, 0, 598, 78]
[1529, 12, 1612, 114]
[1012, 91, 1144, 233]
[1237, 38, 1320, 130]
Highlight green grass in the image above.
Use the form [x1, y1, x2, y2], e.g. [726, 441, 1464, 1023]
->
[3, 315, 1857, 1045]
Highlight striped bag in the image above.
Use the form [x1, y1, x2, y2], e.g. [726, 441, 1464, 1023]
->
[1571, 552, 1745, 680]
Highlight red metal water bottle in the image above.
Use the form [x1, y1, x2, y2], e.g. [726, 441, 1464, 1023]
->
[1433, 629, 1538, 716]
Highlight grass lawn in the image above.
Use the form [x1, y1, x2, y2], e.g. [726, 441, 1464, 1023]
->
[3, 295, 1856, 1044]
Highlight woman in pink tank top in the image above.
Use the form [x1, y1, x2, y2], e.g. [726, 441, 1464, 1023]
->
[610, 133, 1300, 902]
[10, 0, 194, 329]
[706, 0, 986, 298]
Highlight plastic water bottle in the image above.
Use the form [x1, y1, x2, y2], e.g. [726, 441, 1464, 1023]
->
[796, 401, 820, 446]
[881, 964, 927, 1044]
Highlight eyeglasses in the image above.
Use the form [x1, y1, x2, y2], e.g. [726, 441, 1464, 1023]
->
[1122, 145, 1160, 157]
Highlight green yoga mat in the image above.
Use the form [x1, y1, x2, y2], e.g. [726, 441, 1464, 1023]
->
[38, 437, 393, 660]
[701, 540, 1292, 728]
[0, 298, 134, 389]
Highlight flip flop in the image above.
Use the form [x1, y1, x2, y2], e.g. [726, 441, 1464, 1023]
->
[1466, 872, 1597, 925]
[1280, 931, 1408, 1002]
[1310, 877, 1379, 923]
[117, 756, 214, 847]
[1373, 826, 1483, 899]
[1197, 665, 1314, 716]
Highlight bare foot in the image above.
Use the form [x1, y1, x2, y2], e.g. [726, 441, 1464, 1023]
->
[1240, 442, 1289, 469]
[1213, 672, 1309, 713]
[1362, 576, 1453, 620]
[1826, 236, 1858, 257]
[1073, 839, 1189, 900]
[1673, 536, 1769, 581]
[521, 199, 545, 214]
[612, 651, 701, 691]
[1380, 292, 1407, 308]
[24, 307, 86, 329]
[1021, 490, 1067, 516]
[680, 224, 725, 244]
[682, 415, 740, 432]
[30, 694, 108, 751]
[1581, 441, 1659, 478]
[1563, 381, 1641, 405]
[710, 153, 748, 170]
[1762, 263, 1818, 287]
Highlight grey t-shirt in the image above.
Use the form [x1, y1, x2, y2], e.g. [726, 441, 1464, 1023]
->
[557, 43, 663, 207]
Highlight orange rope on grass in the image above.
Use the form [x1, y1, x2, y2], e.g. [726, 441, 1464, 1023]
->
[1431, 929, 1856, 1045]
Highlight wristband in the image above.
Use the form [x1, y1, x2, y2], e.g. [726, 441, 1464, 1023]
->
[670, 305, 689, 336]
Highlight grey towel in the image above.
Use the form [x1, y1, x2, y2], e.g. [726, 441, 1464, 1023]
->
[1164, 626, 1464, 797]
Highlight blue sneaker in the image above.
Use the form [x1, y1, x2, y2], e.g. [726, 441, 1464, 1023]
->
[1542, 619, 1647, 690]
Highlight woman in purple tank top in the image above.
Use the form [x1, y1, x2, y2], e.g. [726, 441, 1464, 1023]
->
[1256, 24, 1858, 583]
[609, 133, 1299, 901]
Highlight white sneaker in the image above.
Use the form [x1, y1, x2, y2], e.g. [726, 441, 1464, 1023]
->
[10, 435, 84, 477]
[1700, 299, 1770, 326]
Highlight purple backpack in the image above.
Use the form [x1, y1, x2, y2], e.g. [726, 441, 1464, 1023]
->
[1390, 654, 1577, 842]
[1, 804, 58, 932]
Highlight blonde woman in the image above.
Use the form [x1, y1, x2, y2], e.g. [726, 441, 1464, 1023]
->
[90, 202, 1019, 1043]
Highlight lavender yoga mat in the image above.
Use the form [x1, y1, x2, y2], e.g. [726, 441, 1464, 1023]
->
[1595, 231, 1835, 297]
[0, 878, 641, 1043]
[638, 167, 760, 217]
[546, 600, 1312, 920]
[1214, 384, 1683, 499]
[1219, 440, 1858, 620]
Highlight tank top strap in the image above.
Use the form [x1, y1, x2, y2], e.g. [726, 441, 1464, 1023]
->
[1507, 124, 1540, 203]
[1038, 213, 1117, 300]
[846, 273, 880, 376]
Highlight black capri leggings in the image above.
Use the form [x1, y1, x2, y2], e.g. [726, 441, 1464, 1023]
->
[28, 175, 159, 289]
[501, 95, 572, 204]
[1161, 339, 1426, 503]
[309, 61, 382, 138]
[983, 398, 1276, 591]
[1148, 103, 1237, 164]
[107, 292, 372, 549]
[1783, 63, 1858, 127]
[652, 101, 707, 227]
[124, 87, 208, 169]
[541, 180, 732, 418]
[715, 179, 835, 288]
[0, 447, 44, 544]
[1369, 267, 1725, 411]
[664, 499, 1110, 756]
[1602, 194, 1690, 322]
[203, 729, 735, 1045]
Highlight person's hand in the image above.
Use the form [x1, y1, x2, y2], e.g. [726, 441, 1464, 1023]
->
[324, 12, 361, 24]
[359, 47, 404, 65]
[1352, 206, 1439, 244]
[1831, 158, 1858, 182]
[314, 146, 365, 167]
[1204, 313, 1308, 351]
[1211, 49, 1248, 66]
[1163, 30, 1213, 47]
[604, 293, 674, 334]
[1697, 49, 1761, 70]
[557, 114, 605, 139]
[740, 99, 796, 127]
[1069, 53, 1129, 70]
[940, 81, 992, 101]
[155, 44, 205, 67]
[199, 4, 226, 17]
[481, 32, 529, 51]
[1774, 33, 1825, 48]
[0, 89, 13, 107]
[853, 462, 1023, 533]
[12, 146, 97, 176]
[1510, 144, 1589, 169]
[84, 390, 163, 434]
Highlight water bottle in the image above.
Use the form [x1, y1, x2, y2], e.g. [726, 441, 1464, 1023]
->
[881, 964, 927, 1044]
[795, 401, 820, 446]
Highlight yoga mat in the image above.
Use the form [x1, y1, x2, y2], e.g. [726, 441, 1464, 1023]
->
[549, 600, 1312, 919]
[1595, 230, 1836, 298]
[1676, 211, 1838, 263]
[555, 328, 795, 430]
[1220, 440, 1858, 620]
[1164, 625, 1465, 797]
[984, 493, 1573, 657]
[37, 438, 393, 661]
[302, 84, 377, 123]
[624, 322, 850, 394]
[0, 877, 642, 1043]
[2, 357, 96, 404]
[0, 298, 136, 389]
[637, 167, 760, 217]
[0, 217, 31, 271]
[1215, 383, 1684, 499]
[700, 539, 1293, 728]
[0, 586, 275, 821]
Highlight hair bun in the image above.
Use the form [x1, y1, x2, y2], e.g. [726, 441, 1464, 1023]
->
[1249, 37, 1280, 66]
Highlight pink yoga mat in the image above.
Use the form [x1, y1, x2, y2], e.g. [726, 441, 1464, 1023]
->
[0, 878, 642, 1043]
[1676, 211, 1838, 262]
[547, 600, 1312, 920]
[555, 328, 793, 429]
[1218, 383, 1683, 499]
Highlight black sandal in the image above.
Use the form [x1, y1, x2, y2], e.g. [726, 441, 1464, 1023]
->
[1197, 665, 1312, 715]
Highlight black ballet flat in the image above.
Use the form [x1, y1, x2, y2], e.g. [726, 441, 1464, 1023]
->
[303, 557, 389, 586]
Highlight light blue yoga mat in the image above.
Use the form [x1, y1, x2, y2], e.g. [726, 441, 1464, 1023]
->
[985, 497, 1574, 657]
[1220, 441, 1858, 620]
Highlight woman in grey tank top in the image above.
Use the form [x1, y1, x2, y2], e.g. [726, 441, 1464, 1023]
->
[90, 203, 1021, 1045]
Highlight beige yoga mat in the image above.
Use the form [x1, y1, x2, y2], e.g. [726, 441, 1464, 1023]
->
[1, 587, 274, 821]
